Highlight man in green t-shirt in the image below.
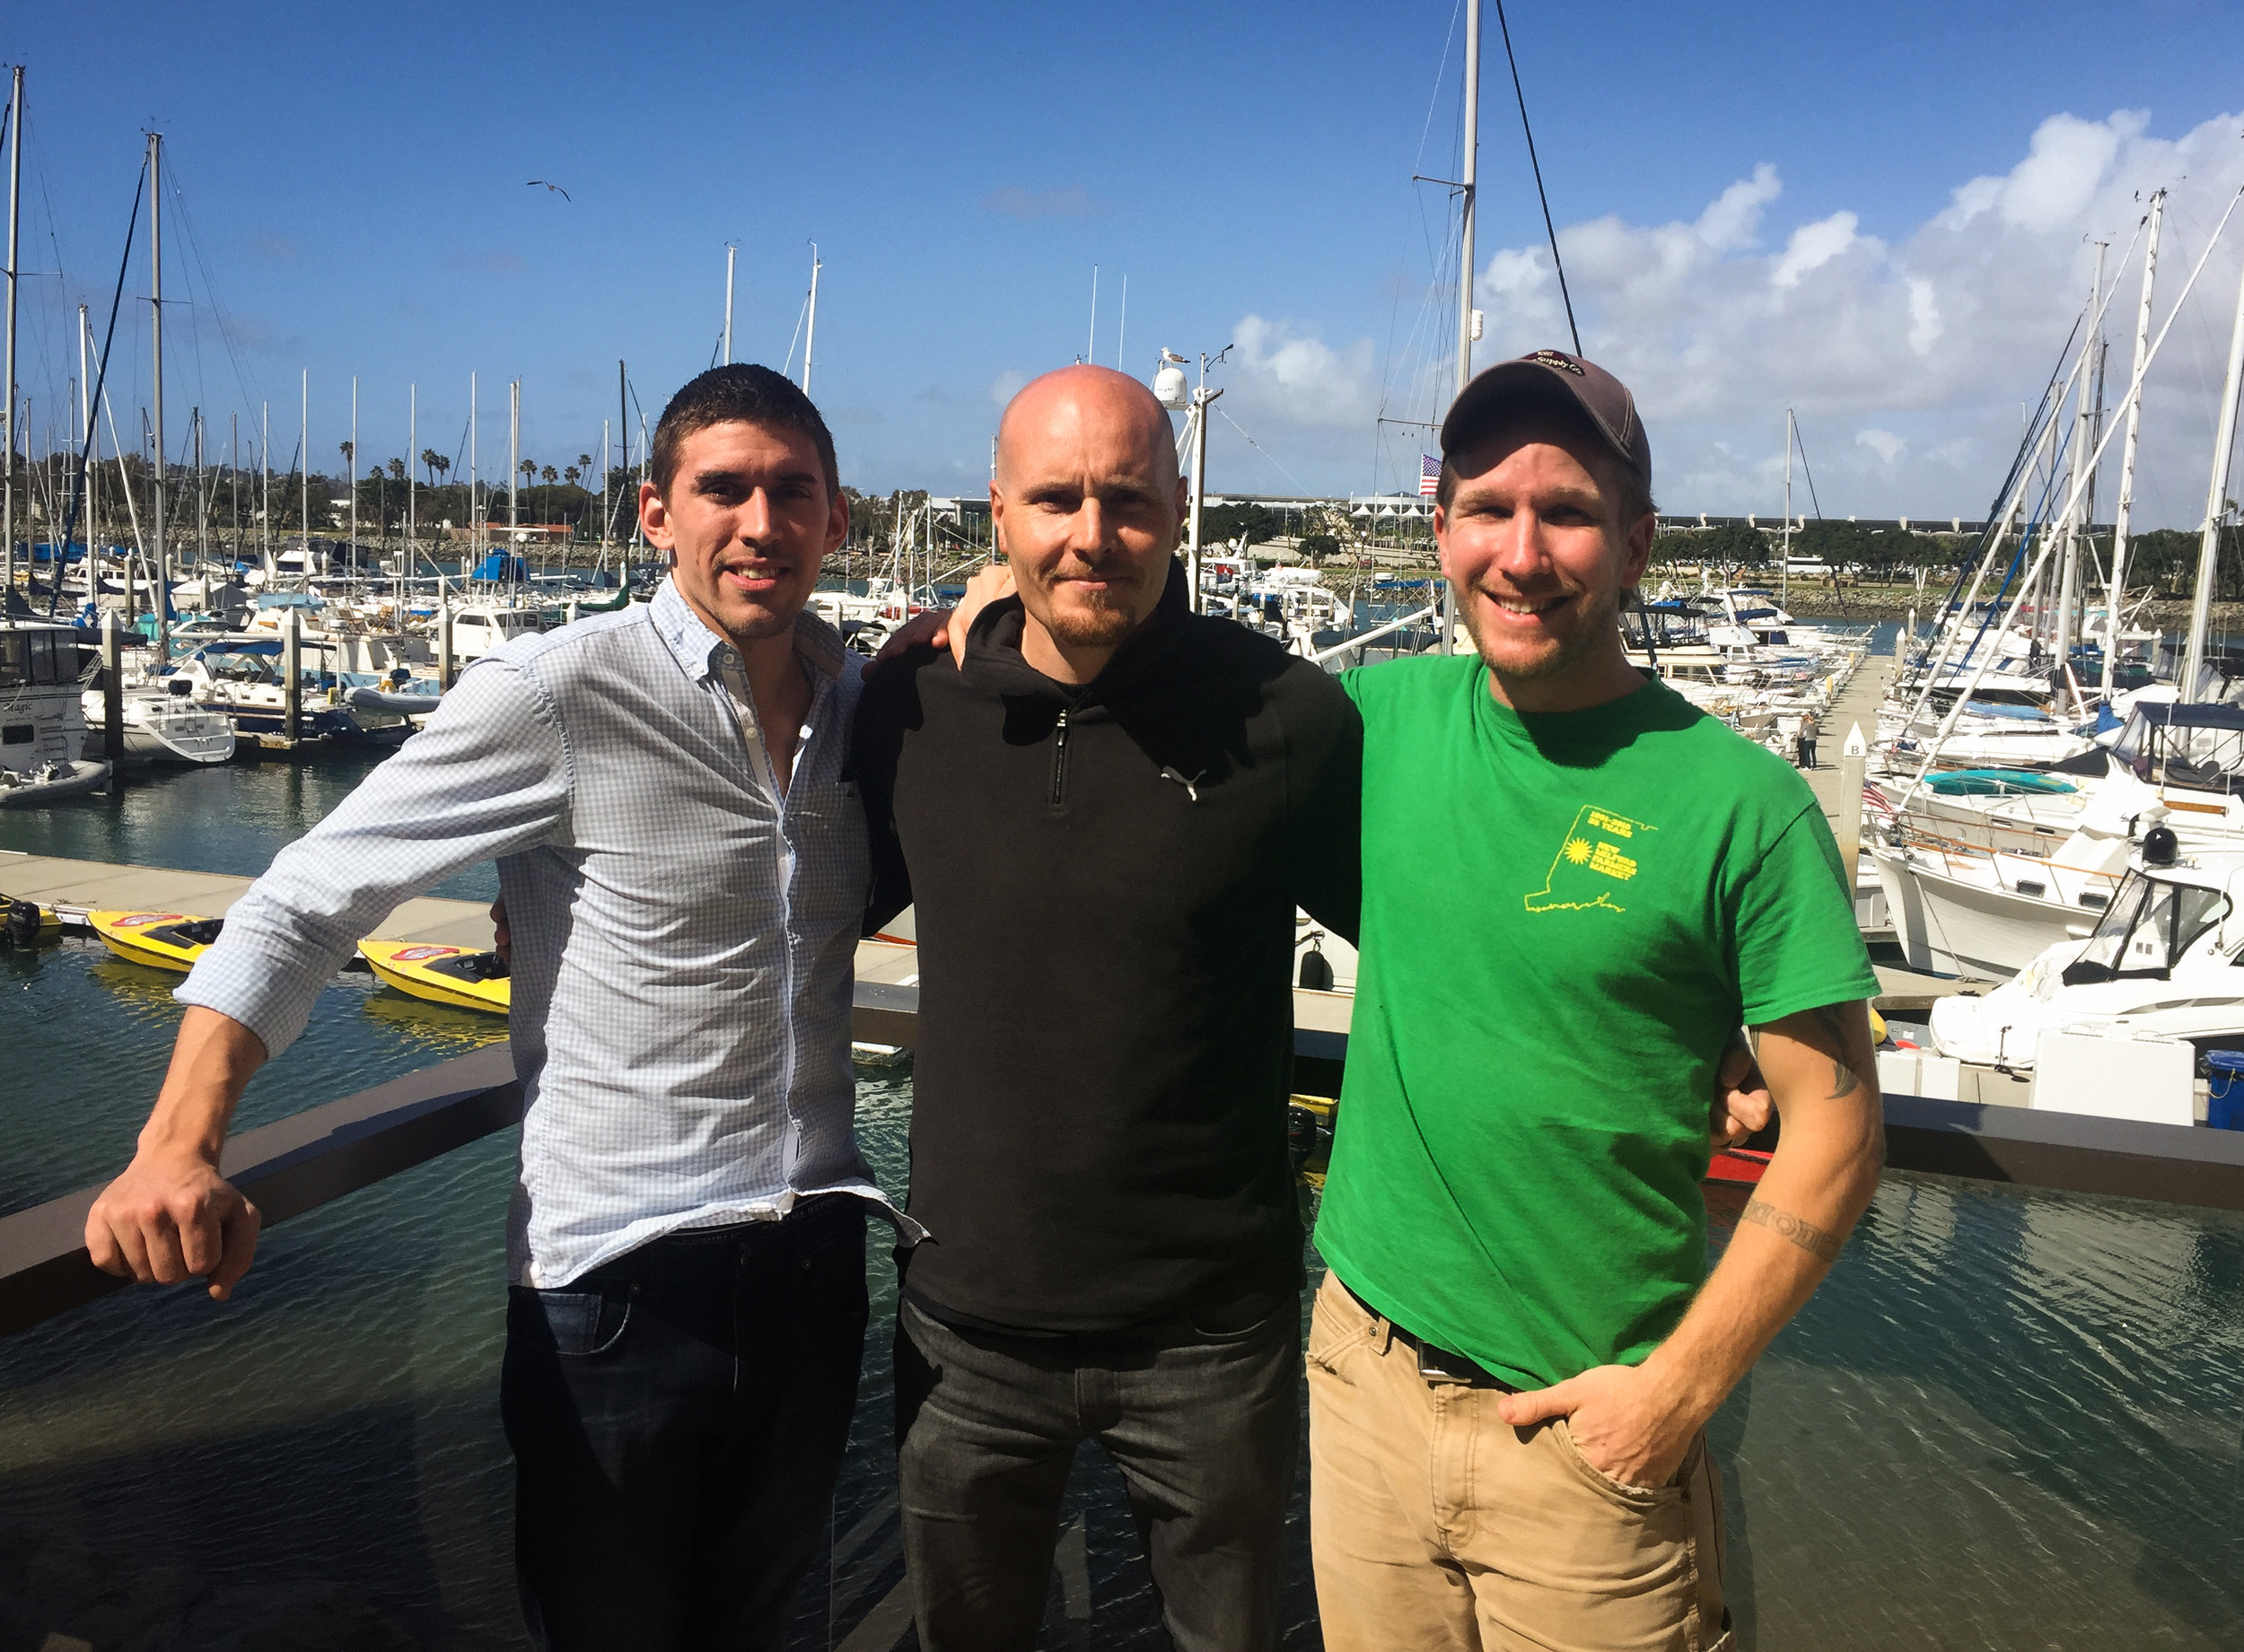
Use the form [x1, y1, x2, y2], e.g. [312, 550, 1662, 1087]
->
[1308, 349, 1882, 1652]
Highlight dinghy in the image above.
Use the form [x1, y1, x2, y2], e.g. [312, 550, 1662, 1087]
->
[88, 910, 224, 972]
[357, 940, 510, 1014]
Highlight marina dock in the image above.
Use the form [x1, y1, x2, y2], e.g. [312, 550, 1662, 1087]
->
[0, 851, 497, 948]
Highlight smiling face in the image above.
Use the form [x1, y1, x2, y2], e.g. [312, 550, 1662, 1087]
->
[1436, 415, 1655, 713]
[990, 367, 1186, 682]
[640, 419, 847, 651]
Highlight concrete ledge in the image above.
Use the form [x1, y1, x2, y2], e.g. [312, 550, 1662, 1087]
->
[1883, 1091, 2244, 1211]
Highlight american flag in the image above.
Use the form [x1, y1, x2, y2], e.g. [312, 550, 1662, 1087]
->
[1419, 453, 1441, 498]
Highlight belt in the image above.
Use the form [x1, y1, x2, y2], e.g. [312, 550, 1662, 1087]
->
[1337, 1278, 1516, 1390]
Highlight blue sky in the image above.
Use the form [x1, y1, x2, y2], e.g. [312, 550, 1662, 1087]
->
[8, 0, 2244, 522]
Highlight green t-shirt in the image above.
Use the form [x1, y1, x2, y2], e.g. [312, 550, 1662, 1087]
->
[1316, 657, 1879, 1388]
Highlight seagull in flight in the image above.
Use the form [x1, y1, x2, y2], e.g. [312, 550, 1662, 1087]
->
[527, 179, 572, 201]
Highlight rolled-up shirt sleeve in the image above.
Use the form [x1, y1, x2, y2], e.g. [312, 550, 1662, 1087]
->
[176, 657, 574, 1056]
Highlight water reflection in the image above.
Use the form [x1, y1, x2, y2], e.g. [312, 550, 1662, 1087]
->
[4, 940, 2243, 1648]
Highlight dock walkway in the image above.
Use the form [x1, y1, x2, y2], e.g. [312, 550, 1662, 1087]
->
[0, 852, 1278, 1025]
[0, 852, 496, 948]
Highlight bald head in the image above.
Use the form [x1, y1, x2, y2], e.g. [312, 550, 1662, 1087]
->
[995, 366, 1179, 493]
[987, 365, 1189, 686]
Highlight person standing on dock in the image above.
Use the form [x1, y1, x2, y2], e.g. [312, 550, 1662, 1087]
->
[83, 365, 904, 1651]
[1304, 350, 1883, 1652]
[1797, 707, 1820, 769]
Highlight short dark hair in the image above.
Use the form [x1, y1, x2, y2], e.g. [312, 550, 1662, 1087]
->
[1435, 399, 1654, 527]
[650, 364, 838, 501]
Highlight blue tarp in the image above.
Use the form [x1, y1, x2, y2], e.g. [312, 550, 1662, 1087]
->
[474, 551, 529, 582]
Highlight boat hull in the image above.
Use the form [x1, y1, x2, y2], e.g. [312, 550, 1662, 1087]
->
[87, 910, 222, 972]
[357, 940, 510, 1014]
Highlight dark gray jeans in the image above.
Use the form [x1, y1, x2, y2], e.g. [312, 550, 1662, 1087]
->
[500, 1199, 869, 1651]
[893, 1290, 1302, 1652]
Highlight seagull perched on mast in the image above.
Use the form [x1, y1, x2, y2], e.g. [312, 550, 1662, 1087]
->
[527, 179, 572, 201]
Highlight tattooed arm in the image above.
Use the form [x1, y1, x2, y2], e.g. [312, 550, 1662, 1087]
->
[1500, 1001, 1882, 1485]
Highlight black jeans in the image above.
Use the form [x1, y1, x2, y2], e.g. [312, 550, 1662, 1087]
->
[893, 1289, 1302, 1652]
[500, 1198, 870, 1651]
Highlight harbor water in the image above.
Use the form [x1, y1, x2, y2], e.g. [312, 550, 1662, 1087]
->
[4, 757, 2244, 1648]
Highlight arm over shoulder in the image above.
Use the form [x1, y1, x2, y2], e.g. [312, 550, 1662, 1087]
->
[1278, 661, 1364, 946]
[851, 645, 931, 935]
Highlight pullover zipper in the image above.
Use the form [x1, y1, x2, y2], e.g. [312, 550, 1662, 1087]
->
[1049, 707, 1072, 805]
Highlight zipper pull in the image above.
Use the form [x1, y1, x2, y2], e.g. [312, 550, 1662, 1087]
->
[1050, 706, 1071, 806]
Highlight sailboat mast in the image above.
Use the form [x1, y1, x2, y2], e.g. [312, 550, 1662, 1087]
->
[408, 381, 416, 575]
[2181, 248, 2244, 700]
[3, 65, 20, 608]
[2052, 243, 2106, 686]
[348, 374, 358, 569]
[1782, 410, 1793, 607]
[78, 302, 93, 567]
[1442, 0, 1480, 655]
[2104, 191, 2163, 704]
[469, 370, 478, 559]
[150, 130, 170, 659]
[509, 380, 521, 591]
[723, 245, 735, 365]
[802, 245, 820, 395]
[297, 368, 308, 590]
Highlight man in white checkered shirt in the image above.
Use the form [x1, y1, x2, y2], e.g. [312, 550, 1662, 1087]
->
[84, 365, 903, 1649]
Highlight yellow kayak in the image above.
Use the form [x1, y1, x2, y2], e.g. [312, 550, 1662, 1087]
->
[357, 940, 511, 1015]
[88, 910, 225, 973]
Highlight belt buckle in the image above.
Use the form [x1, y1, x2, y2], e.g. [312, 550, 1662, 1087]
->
[1416, 1341, 1474, 1382]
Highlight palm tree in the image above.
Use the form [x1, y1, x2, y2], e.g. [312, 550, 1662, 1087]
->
[542, 465, 558, 485]
[564, 466, 581, 487]
[420, 448, 447, 485]
[388, 457, 408, 483]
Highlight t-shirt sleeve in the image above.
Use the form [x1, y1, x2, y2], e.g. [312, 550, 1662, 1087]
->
[1731, 803, 1881, 1027]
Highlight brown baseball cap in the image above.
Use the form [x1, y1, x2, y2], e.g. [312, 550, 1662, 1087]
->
[1439, 347, 1652, 491]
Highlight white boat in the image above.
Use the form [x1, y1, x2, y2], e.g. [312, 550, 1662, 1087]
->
[1928, 846, 2244, 1116]
[445, 599, 557, 663]
[2, 620, 95, 773]
[79, 683, 236, 765]
[1872, 830, 2128, 980]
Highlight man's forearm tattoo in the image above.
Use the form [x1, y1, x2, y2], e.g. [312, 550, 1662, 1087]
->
[1741, 1198, 1844, 1263]
[1810, 1004, 1862, 1099]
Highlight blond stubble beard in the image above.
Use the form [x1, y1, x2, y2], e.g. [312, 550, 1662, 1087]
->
[1458, 581, 1624, 684]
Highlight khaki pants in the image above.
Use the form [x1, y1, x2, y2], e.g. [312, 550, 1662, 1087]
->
[1306, 1273, 1731, 1652]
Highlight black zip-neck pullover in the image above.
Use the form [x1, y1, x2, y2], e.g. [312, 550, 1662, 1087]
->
[854, 560, 1363, 1332]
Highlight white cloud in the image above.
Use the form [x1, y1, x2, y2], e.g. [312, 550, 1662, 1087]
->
[1449, 107, 2244, 521]
[1696, 162, 1782, 251]
[1227, 315, 1379, 430]
[1771, 212, 1862, 289]
[987, 369, 1030, 409]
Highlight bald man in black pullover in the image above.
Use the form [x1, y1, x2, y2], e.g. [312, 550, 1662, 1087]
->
[855, 366, 1362, 1652]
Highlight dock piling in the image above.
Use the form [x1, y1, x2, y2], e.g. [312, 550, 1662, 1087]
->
[283, 609, 301, 747]
[99, 610, 123, 779]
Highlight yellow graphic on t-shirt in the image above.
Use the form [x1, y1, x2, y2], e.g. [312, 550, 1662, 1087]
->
[1526, 805, 1656, 913]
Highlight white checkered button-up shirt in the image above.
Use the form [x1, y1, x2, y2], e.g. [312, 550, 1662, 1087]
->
[179, 579, 904, 1286]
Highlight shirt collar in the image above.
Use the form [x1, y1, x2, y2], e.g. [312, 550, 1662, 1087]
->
[652, 575, 849, 683]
